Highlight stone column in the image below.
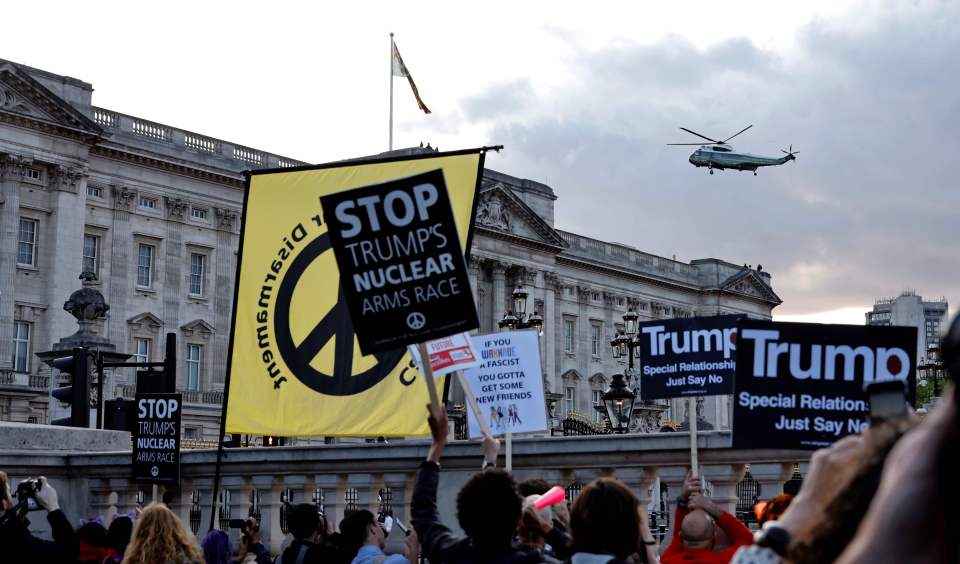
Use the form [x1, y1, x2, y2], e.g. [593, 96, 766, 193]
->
[617, 467, 658, 509]
[657, 464, 691, 537]
[251, 475, 281, 554]
[108, 186, 136, 353]
[162, 197, 185, 383]
[0, 155, 27, 369]
[491, 261, 507, 325]
[749, 462, 793, 501]
[700, 463, 747, 516]
[543, 273, 559, 392]
[314, 474, 339, 523]
[213, 208, 238, 387]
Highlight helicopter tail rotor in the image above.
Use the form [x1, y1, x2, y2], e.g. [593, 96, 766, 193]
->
[780, 144, 798, 161]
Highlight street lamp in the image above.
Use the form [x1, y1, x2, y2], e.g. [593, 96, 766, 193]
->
[602, 373, 636, 433]
[499, 286, 544, 332]
[918, 344, 945, 398]
[611, 308, 641, 385]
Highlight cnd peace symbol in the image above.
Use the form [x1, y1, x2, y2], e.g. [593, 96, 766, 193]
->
[274, 234, 407, 396]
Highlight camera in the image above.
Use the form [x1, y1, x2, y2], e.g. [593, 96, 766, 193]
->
[16, 479, 43, 512]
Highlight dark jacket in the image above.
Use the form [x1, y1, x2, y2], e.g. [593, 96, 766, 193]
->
[411, 461, 558, 564]
[277, 538, 350, 564]
[0, 508, 78, 563]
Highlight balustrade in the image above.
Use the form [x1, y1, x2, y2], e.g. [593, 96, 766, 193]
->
[0, 432, 809, 551]
[89, 106, 308, 170]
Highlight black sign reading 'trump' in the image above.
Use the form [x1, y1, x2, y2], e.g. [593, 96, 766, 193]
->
[733, 321, 916, 450]
[320, 169, 478, 354]
[133, 393, 182, 485]
[637, 315, 743, 399]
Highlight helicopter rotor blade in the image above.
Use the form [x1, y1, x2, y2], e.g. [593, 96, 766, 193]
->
[722, 125, 753, 143]
[667, 143, 709, 146]
[679, 127, 718, 143]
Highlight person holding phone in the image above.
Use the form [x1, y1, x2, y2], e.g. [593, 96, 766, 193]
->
[236, 516, 270, 564]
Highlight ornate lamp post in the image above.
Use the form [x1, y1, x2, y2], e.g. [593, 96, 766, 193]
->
[602, 373, 636, 433]
[611, 307, 640, 385]
[498, 286, 544, 331]
[918, 344, 945, 398]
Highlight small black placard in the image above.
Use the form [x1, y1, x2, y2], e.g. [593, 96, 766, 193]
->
[637, 315, 743, 399]
[733, 321, 916, 450]
[132, 393, 182, 485]
[320, 169, 478, 354]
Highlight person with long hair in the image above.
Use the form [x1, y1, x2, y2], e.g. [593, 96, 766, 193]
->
[121, 503, 203, 564]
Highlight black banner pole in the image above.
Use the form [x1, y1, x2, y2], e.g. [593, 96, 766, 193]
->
[208, 385, 230, 532]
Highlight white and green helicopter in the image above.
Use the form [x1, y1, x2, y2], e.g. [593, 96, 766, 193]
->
[668, 125, 797, 175]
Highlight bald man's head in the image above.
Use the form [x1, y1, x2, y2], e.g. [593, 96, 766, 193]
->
[680, 509, 716, 549]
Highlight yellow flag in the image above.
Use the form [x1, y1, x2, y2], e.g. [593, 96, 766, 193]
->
[225, 150, 484, 437]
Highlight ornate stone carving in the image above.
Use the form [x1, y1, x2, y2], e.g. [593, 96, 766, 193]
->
[215, 206, 238, 229]
[50, 165, 85, 193]
[165, 196, 189, 219]
[476, 194, 512, 232]
[0, 154, 31, 181]
[127, 312, 163, 336]
[181, 319, 215, 340]
[603, 292, 618, 306]
[490, 261, 508, 278]
[111, 185, 136, 210]
[543, 272, 561, 292]
[524, 268, 538, 286]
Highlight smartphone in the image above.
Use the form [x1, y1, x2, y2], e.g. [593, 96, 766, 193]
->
[228, 518, 247, 528]
[866, 380, 908, 424]
[394, 519, 410, 536]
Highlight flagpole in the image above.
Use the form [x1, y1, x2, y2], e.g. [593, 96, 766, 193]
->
[389, 32, 394, 151]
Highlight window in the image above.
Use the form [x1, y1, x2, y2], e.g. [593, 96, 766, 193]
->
[137, 244, 154, 288]
[133, 338, 151, 378]
[13, 322, 31, 373]
[186, 344, 202, 391]
[138, 195, 157, 209]
[87, 185, 103, 198]
[189, 253, 205, 296]
[593, 390, 603, 423]
[23, 167, 43, 184]
[592, 292, 600, 302]
[190, 207, 208, 220]
[183, 427, 200, 440]
[617, 297, 625, 306]
[82, 234, 99, 275]
[591, 323, 602, 357]
[17, 218, 37, 266]
[564, 386, 576, 415]
[563, 319, 575, 353]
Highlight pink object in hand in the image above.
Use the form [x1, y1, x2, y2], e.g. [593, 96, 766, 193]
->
[534, 486, 565, 510]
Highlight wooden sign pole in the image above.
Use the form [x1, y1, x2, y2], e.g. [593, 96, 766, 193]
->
[689, 396, 699, 478]
[417, 342, 441, 416]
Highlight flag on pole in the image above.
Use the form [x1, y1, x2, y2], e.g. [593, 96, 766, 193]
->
[392, 40, 431, 114]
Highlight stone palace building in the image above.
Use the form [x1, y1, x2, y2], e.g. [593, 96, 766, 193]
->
[0, 60, 782, 440]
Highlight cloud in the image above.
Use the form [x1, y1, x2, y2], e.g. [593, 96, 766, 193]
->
[458, 0, 960, 316]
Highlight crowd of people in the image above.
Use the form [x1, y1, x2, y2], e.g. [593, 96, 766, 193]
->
[2, 318, 958, 563]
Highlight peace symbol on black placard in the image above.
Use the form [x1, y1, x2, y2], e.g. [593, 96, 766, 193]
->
[274, 234, 405, 396]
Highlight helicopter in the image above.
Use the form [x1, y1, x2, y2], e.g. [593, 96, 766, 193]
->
[668, 125, 797, 175]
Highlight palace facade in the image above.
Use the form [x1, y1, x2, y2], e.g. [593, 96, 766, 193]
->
[0, 60, 781, 439]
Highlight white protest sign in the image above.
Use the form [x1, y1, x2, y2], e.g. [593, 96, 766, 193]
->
[463, 331, 547, 438]
[407, 331, 482, 378]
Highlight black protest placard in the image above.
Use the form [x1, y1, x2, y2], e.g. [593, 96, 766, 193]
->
[320, 169, 478, 354]
[636, 315, 743, 399]
[733, 321, 916, 450]
[132, 393, 182, 485]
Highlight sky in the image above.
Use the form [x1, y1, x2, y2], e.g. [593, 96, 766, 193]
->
[3, 0, 957, 324]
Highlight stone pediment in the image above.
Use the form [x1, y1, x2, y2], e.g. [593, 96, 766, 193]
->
[721, 268, 782, 305]
[0, 60, 103, 139]
[181, 319, 216, 339]
[475, 183, 567, 248]
[127, 312, 163, 334]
